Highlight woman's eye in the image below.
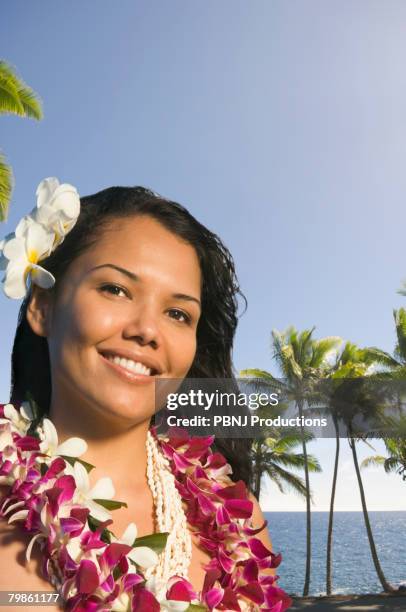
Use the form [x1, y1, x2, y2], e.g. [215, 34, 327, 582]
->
[99, 284, 129, 298]
[168, 309, 191, 324]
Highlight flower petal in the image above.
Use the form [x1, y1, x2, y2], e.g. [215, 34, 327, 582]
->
[3, 260, 28, 299]
[163, 601, 190, 611]
[20, 402, 34, 421]
[36, 177, 60, 208]
[73, 461, 90, 492]
[120, 522, 137, 545]
[66, 536, 83, 562]
[89, 477, 115, 500]
[3, 236, 25, 260]
[86, 499, 112, 522]
[76, 559, 99, 594]
[51, 184, 80, 219]
[4, 404, 19, 422]
[42, 418, 59, 449]
[166, 578, 196, 602]
[15, 215, 35, 238]
[127, 546, 158, 569]
[205, 587, 224, 609]
[248, 537, 272, 559]
[30, 264, 55, 289]
[8, 509, 29, 523]
[57, 437, 88, 457]
[26, 533, 42, 563]
[26, 224, 55, 261]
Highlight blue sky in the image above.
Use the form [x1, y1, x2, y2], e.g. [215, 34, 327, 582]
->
[1, 1, 405, 510]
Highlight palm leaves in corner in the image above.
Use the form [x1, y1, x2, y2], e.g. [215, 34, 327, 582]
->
[0, 59, 43, 221]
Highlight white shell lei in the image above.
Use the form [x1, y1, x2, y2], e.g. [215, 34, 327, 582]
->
[145, 431, 192, 589]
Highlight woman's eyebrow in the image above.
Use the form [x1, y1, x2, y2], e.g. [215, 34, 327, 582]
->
[89, 263, 201, 307]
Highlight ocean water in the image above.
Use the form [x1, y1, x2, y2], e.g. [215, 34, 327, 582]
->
[265, 511, 406, 596]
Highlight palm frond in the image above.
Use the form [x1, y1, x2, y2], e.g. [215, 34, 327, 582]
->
[363, 346, 400, 369]
[239, 368, 274, 381]
[0, 60, 43, 119]
[383, 457, 401, 474]
[0, 152, 13, 221]
[310, 336, 342, 369]
[264, 451, 321, 472]
[264, 464, 309, 498]
[0, 74, 24, 115]
[360, 456, 385, 469]
[297, 327, 315, 366]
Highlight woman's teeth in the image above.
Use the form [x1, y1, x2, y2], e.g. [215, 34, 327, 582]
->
[107, 355, 152, 376]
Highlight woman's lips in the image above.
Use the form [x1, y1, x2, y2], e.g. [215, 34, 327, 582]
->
[99, 353, 156, 385]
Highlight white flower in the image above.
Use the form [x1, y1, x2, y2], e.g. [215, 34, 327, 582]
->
[111, 592, 131, 612]
[15, 215, 36, 238]
[1, 223, 56, 299]
[38, 418, 88, 460]
[68, 460, 115, 522]
[111, 522, 159, 569]
[0, 177, 81, 301]
[34, 177, 80, 246]
[0, 403, 33, 435]
[0, 423, 13, 453]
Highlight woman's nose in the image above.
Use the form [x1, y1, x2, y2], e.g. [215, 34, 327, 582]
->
[122, 305, 161, 349]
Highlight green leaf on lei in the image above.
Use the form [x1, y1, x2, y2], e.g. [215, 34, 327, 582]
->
[132, 532, 169, 554]
[92, 498, 128, 510]
[62, 455, 96, 472]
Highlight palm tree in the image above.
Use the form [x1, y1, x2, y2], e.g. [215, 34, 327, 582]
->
[0, 59, 43, 220]
[241, 326, 340, 596]
[323, 342, 384, 595]
[251, 427, 321, 500]
[339, 372, 395, 593]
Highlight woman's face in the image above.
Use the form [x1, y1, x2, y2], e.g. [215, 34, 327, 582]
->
[38, 215, 202, 426]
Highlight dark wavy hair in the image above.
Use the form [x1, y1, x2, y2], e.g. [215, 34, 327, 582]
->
[10, 186, 253, 486]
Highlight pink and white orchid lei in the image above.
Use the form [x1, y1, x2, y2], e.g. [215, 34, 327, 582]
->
[0, 403, 292, 612]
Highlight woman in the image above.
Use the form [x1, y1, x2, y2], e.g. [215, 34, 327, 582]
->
[0, 179, 291, 611]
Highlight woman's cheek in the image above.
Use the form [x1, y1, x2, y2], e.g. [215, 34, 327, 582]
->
[71, 299, 124, 343]
[176, 335, 197, 377]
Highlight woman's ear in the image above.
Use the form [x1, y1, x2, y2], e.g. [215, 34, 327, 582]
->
[26, 286, 54, 338]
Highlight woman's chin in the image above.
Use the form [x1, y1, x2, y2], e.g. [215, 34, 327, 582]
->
[92, 397, 154, 426]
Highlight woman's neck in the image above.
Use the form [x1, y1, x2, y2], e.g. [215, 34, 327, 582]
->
[48, 392, 151, 493]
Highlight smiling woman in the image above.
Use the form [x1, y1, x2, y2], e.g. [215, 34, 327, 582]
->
[0, 180, 291, 611]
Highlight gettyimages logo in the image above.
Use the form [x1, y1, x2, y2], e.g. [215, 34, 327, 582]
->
[153, 377, 406, 439]
[150, 378, 406, 438]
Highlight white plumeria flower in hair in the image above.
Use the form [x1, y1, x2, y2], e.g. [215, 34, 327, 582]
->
[2, 223, 56, 299]
[34, 177, 80, 246]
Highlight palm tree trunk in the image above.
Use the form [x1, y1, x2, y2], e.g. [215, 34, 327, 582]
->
[253, 443, 262, 499]
[326, 417, 340, 595]
[298, 400, 311, 596]
[349, 436, 395, 593]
